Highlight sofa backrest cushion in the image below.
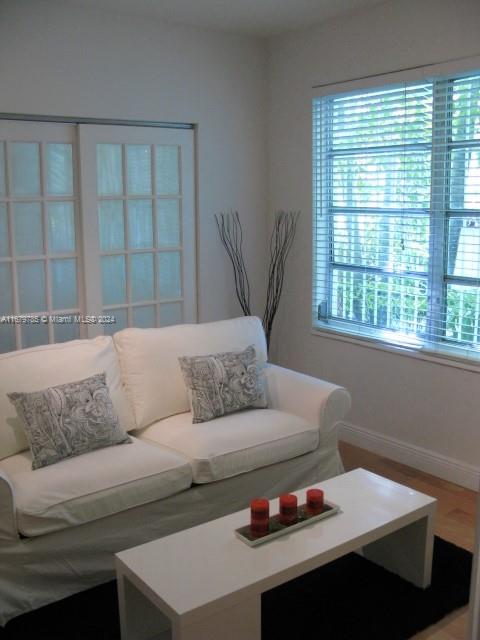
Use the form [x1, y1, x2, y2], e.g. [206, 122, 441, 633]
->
[113, 316, 268, 429]
[0, 336, 136, 460]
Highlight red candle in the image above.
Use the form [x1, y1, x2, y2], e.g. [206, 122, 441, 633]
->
[279, 494, 298, 525]
[306, 488, 324, 515]
[250, 498, 269, 537]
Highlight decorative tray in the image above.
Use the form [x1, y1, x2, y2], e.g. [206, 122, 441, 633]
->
[235, 501, 341, 547]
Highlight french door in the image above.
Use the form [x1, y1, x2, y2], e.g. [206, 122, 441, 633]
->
[79, 125, 195, 337]
[0, 120, 196, 351]
[0, 121, 82, 352]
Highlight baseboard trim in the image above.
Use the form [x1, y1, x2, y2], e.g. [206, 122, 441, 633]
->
[339, 421, 480, 491]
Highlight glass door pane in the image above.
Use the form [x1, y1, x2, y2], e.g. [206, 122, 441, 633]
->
[0, 204, 9, 256]
[11, 142, 41, 196]
[13, 202, 44, 256]
[46, 144, 73, 195]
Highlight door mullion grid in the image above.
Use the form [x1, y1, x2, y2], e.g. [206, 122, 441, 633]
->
[4, 142, 21, 349]
[122, 143, 132, 329]
[178, 194, 184, 250]
[76, 125, 195, 335]
[2, 121, 195, 348]
[104, 300, 157, 310]
[122, 144, 159, 328]
[178, 146, 185, 313]
[427, 79, 451, 344]
[2, 131, 82, 349]
[151, 143, 160, 327]
[72, 133, 86, 338]
[178, 191, 185, 325]
[40, 141, 55, 344]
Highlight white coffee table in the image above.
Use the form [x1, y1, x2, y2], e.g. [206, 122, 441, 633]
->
[115, 468, 436, 640]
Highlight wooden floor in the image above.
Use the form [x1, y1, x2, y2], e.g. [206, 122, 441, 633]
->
[339, 441, 478, 640]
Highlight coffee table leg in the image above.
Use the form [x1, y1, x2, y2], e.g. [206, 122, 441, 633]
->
[362, 511, 435, 588]
[172, 594, 261, 640]
[117, 569, 171, 640]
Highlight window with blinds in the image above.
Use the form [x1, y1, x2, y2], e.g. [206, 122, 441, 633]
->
[313, 72, 480, 361]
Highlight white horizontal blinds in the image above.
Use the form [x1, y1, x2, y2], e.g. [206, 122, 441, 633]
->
[313, 83, 433, 343]
[438, 76, 480, 349]
[0, 122, 82, 353]
[314, 71, 480, 359]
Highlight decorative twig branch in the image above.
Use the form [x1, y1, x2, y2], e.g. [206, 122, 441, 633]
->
[215, 210, 300, 352]
[215, 212, 252, 316]
[263, 211, 300, 350]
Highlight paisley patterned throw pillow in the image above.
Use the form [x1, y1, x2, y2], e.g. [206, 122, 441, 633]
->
[178, 345, 267, 423]
[8, 372, 131, 469]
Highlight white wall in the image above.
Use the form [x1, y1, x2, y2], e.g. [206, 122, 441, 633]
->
[0, 0, 268, 321]
[267, 0, 480, 487]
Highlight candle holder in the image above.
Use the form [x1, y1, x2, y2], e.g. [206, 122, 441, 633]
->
[306, 488, 324, 516]
[279, 494, 298, 525]
[250, 498, 270, 538]
[238, 488, 340, 547]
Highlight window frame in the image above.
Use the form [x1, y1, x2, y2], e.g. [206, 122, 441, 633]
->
[312, 57, 480, 365]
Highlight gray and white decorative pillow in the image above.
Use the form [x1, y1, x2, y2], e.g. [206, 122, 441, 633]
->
[178, 345, 267, 423]
[8, 372, 131, 469]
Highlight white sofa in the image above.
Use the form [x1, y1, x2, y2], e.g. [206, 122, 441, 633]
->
[0, 316, 350, 626]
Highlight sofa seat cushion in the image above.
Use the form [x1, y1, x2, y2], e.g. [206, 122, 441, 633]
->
[135, 409, 320, 483]
[0, 437, 192, 537]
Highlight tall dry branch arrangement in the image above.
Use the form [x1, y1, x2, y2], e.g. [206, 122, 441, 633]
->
[215, 212, 252, 316]
[263, 210, 300, 350]
[215, 210, 300, 351]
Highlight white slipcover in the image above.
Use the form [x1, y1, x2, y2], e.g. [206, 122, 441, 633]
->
[113, 316, 268, 429]
[136, 409, 319, 483]
[0, 336, 136, 460]
[0, 316, 351, 625]
[0, 437, 192, 536]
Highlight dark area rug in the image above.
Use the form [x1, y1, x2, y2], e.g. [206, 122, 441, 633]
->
[262, 536, 472, 639]
[0, 536, 471, 640]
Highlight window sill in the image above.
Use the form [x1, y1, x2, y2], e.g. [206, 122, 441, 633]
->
[311, 324, 480, 375]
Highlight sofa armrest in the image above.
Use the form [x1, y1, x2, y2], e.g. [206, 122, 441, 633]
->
[263, 364, 351, 438]
[0, 469, 18, 541]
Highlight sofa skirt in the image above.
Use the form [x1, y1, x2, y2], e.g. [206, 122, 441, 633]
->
[0, 435, 342, 626]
